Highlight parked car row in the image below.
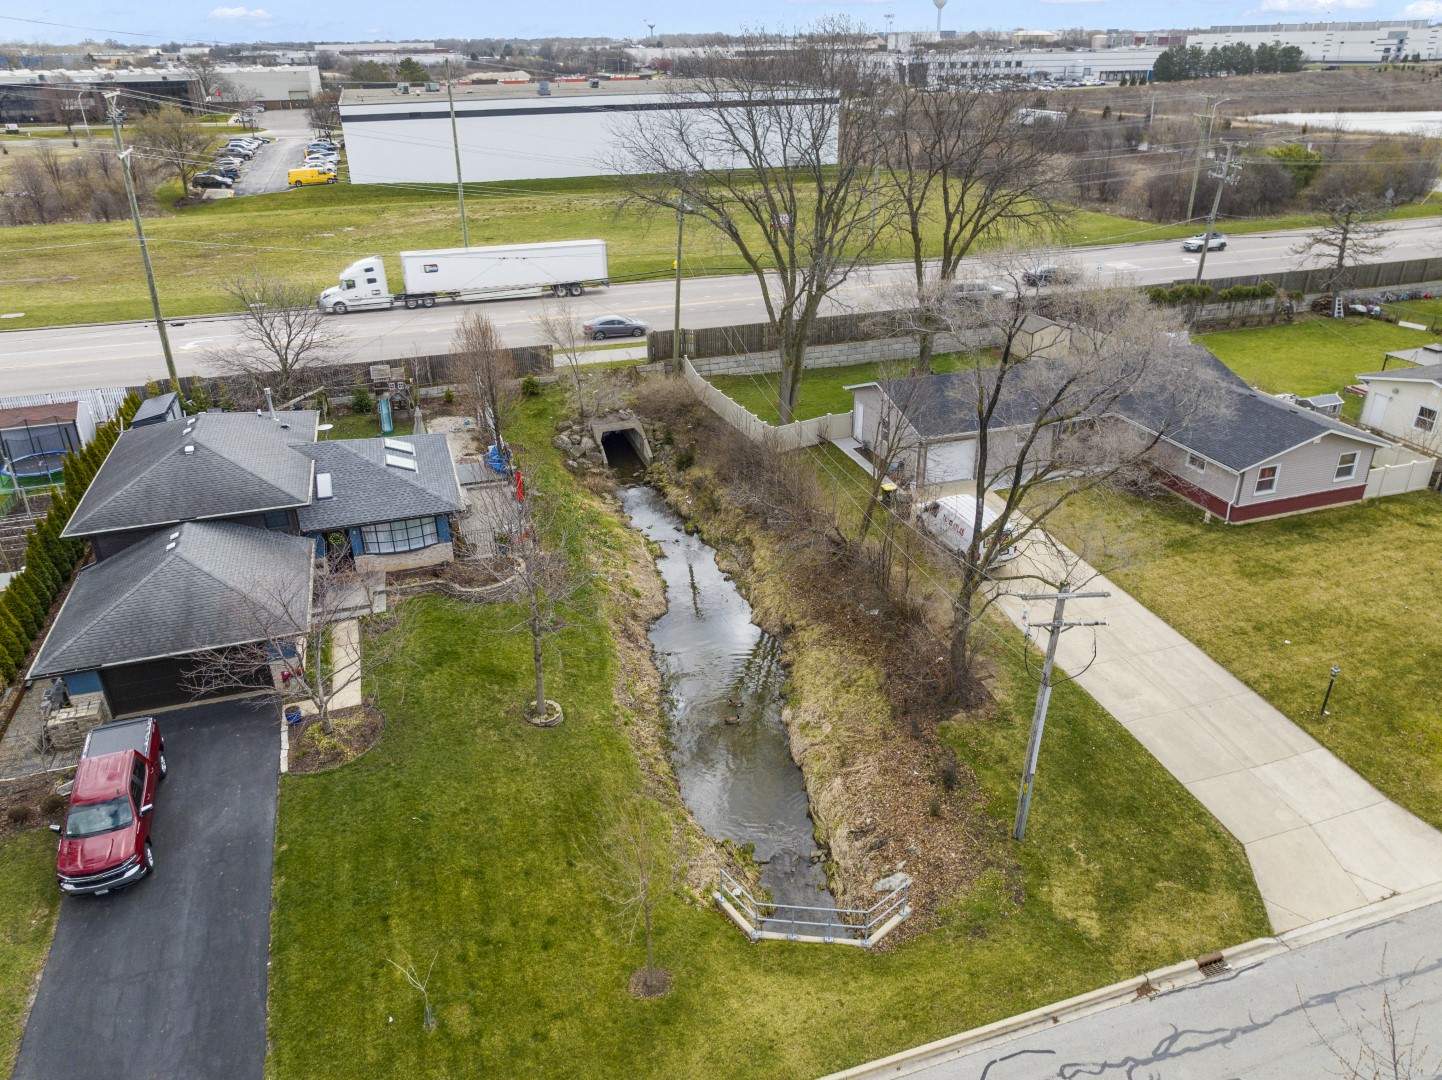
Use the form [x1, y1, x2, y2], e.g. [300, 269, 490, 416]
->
[288, 138, 340, 187]
[192, 133, 274, 192]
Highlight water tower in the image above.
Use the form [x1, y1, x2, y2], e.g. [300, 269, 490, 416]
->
[933, 0, 947, 35]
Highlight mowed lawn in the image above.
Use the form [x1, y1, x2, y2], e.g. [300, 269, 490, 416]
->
[0, 831, 62, 1077]
[1046, 488, 1442, 831]
[264, 387, 1266, 1079]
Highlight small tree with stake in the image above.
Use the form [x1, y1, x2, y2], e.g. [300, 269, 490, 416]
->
[450, 311, 517, 452]
[585, 795, 685, 999]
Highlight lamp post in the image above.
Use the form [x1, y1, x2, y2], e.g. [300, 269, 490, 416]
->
[1320, 665, 1341, 716]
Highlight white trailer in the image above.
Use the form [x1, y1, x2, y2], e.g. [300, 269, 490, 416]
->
[317, 239, 609, 314]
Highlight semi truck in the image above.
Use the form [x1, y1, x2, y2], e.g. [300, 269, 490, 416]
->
[317, 239, 609, 314]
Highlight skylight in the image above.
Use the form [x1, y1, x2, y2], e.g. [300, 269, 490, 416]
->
[316, 472, 333, 499]
[383, 438, 415, 455]
[384, 454, 418, 472]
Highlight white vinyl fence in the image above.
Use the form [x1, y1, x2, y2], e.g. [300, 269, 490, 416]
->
[682, 357, 852, 452]
[1365, 445, 1436, 498]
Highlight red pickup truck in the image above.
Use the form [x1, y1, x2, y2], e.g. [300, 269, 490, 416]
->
[50, 717, 166, 896]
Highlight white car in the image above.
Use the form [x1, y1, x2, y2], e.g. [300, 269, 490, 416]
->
[1181, 233, 1227, 252]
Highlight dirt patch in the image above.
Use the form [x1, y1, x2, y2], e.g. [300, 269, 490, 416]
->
[0, 773, 67, 842]
[286, 701, 385, 775]
[390, 558, 515, 589]
[627, 966, 673, 999]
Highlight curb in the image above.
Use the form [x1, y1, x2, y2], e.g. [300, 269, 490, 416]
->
[821, 886, 1442, 1079]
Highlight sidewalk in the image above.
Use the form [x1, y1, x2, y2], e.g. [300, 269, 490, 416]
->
[992, 533, 1442, 932]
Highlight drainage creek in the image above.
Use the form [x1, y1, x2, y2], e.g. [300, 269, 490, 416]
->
[619, 485, 836, 918]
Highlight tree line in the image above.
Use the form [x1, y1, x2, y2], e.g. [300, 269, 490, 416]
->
[1153, 42, 1305, 81]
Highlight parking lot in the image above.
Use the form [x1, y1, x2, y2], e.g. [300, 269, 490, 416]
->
[13, 699, 280, 1080]
[225, 109, 321, 197]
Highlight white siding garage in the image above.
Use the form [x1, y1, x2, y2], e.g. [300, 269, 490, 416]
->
[923, 439, 976, 484]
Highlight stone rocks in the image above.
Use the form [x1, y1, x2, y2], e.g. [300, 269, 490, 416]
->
[871, 872, 912, 894]
[551, 435, 571, 452]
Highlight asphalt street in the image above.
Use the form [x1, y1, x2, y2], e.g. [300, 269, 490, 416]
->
[13, 699, 279, 1080]
[893, 899, 1442, 1080]
[3, 219, 1439, 395]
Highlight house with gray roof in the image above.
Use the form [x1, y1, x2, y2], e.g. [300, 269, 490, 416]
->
[848, 345, 1391, 524]
[30, 522, 315, 715]
[1357, 361, 1442, 459]
[36, 411, 467, 714]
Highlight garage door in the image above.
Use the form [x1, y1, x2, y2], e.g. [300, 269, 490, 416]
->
[100, 655, 269, 717]
[924, 439, 976, 485]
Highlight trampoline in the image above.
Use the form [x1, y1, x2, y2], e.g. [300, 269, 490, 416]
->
[3, 450, 67, 481]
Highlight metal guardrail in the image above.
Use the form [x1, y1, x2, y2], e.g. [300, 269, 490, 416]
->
[715, 868, 911, 948]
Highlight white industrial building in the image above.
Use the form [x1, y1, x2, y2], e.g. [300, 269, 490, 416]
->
[316, 42, 466, 67]
[338, 78, 838, 184]
[1185, 21, 1442, 64]
[0, 65, 320, 114]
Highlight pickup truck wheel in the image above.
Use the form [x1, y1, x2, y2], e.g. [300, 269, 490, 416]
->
[143, 841, 155, 876]
[158, 752, 167, 779]
[331, 302, 348, 314]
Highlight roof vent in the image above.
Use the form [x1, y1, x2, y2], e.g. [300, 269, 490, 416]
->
[385, 453, 418, 472]
[165, 542, 177, 552]
[383, 437, 415, 454]
[183, 444, 195, 454]
[169, 531, 180, 540]
[316, 472, 333, 499]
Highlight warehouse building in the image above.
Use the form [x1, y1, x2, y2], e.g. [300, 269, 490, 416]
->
[338, 78, 839, 185]
[0, 65, 321, 121]
[1186, 21, 1442, 64]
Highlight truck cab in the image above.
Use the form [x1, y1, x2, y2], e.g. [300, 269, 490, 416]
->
[318, 258, 395, 314]
[52, 717, 166, 896]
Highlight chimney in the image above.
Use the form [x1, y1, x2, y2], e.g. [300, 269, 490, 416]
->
[264, 387, 277, 421]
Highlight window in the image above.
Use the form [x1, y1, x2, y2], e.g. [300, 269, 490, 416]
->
[360, 517, 439, 554]
[262, 510, 290, 530]
[1334, 452, 1359, 481]
[1254, 465, 1279, 494]
[1416, 406, 1438, 434]
[130, 759, 147, 812]
[1186, 453, 1207, 473]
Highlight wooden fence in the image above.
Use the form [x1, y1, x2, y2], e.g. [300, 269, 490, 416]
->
[1166, 257, 1442, 298]
[652, 309, 914, 363]
[682, 358, 852, 451]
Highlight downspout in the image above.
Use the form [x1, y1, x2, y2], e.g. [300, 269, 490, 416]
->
[1227, 469, 1243, 523]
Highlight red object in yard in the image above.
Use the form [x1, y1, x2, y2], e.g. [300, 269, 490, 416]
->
[515, 469, 525, 502]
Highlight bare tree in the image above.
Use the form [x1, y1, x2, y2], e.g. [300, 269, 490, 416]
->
[385, 951, 438, 1031]
[886, 261, 1234, 699]
[130, 104, 217, 195]
[877, 82, 1063, 370]
[181, 55, 239, 107]
[532, 298, 590, 422]
[1302, 951, 1438, 1080]
[496, 493, 591, 725]
[584, 795, 684, 998]
[1291, 196, 1393, 304]
[307, 91, 340, 138]
[451, 311, 516, 452]
[607, 20, 897, 423]
[183, 558, 412, 734]
[204, 272, 346, 402]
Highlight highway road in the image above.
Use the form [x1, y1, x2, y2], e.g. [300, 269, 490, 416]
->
[886, 897, 1442, 1079]
[2, 219, 1438, 396]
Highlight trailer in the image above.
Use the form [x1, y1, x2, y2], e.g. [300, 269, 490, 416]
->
[317, 239, 609, 314]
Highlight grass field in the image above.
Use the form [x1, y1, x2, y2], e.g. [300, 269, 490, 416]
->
[2, 167, 1437, 330]
[1045, 487, 1442, 832]
[263, 385, 1265, 1079]
[0, 831, 62, 1077]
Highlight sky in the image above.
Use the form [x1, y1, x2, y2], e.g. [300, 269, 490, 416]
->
[2, 0, 1441, 48]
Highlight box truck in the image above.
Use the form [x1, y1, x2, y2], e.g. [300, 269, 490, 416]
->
[918, 495, 1021, 571]
[317, 239, 609, 314]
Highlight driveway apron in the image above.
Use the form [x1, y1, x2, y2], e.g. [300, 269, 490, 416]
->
[14, 698, 279, 1080]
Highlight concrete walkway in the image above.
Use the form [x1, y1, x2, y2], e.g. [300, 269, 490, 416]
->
[992, 535, 1442, 932]
[298, 618, 363, 716]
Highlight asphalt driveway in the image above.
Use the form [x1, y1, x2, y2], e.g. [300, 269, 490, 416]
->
[14, 698, 279, 1080]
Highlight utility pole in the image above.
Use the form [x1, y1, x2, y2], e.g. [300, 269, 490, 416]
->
[444, 60, 469, 247]
[104, 91, 178, 393]
[1186, 97, 1230, 221]
[1013, 587, 1109, 842]
[671, 206, 686, 376]
[1193, 141, 1244, 286]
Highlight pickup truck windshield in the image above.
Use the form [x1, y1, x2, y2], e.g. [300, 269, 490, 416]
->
[65, 797, 135, 839]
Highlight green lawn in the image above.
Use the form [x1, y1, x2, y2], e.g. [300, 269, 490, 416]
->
[0, 831, 62, 1077]
[706, 352, 981, 425]
[1045, 488, 1442, 832]
[265, 386, 1265, 1079]
[2, 167, 1436, 330]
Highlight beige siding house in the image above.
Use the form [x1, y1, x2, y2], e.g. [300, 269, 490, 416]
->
[1357, 360, 1442, 459]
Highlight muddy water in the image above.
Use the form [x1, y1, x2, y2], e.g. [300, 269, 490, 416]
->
[620, 485, 834, 910]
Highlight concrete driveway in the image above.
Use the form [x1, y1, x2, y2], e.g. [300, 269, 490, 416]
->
[14, 698, 279, 1080]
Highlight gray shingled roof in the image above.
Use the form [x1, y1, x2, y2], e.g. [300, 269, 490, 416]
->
[63, 412, 318, 538]
[877, 345, 1383, 473]
[1358, 362, 1442, 386]
[30, 521, 314, 677]
[295, 433, 464, 533]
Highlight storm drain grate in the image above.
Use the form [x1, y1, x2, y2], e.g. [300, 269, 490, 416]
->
[1197, 951, 1230, 978]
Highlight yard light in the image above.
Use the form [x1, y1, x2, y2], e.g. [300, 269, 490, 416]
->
[1320, 665, 1341, 716]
